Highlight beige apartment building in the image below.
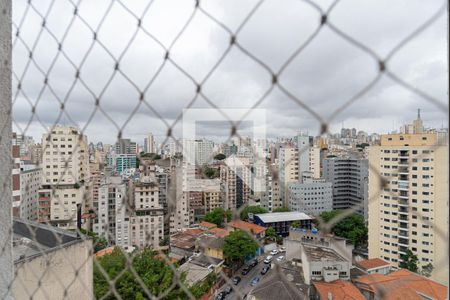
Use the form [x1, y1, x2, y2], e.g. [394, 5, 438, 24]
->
[368, 131, 448, 285]
[279, 147, 299, 206]
[40, 125, 90, 229]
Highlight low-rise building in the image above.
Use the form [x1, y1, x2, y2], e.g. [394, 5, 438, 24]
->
[196, 235, 225, 260]
[253, 211, 313, 237]
[356, 258, 391, 275]
[227, 220, 266, 239]
[287, 241, 351, 284]
[353, 269, 447, 300]
[310, 279, 365, 300]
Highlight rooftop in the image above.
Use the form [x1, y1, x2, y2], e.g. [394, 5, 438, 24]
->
[208, 227, 230, 238]
[249, 264, 306, 300]
[13, 218, 85, 263]
[354, 269, 447, 300]
[227, 220, 266, 235]
[199, 221, 217, 229]
[170, 231, 199, 250]
[197, 235, 225, 249]
[255, 211, 312, 223]
[303, 244, 346, 262]
[313, 279, 365, 300]
[357, 258, 390, 270]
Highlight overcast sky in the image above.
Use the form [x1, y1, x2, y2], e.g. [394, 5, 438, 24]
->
[11, 0, 448, 145]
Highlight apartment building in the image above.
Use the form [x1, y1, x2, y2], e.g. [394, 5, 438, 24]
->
[114, 138, 137, 155]
[220, 155, 251, 210]
[202, 179, 222, 213]
[183, 139, 214, 166]
[19, 162, 41, 221]
[368, 129, 448, 285]
[260, 164, 282, 212]
[40, 125, 90, 229]
[130, 181, 164, 249]
[323, 156, 368, 219]
[93, 176, 130, 250]
[107, 153, 136, 174]
[287, 177, 332, 216]
[278, 147, 299, 206]
[144, 132, 157, 153]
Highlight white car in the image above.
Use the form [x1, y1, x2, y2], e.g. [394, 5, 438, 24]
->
[279, 247, 286, 253]
[276, 256, 285, 262]
[270, 249, 279, 255]
[263, 256, 273, 264]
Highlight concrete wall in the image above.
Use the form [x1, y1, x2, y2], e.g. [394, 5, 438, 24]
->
[13, 240, 93, 300]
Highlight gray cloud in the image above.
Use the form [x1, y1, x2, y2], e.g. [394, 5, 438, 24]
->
[12, 0, 448, 144]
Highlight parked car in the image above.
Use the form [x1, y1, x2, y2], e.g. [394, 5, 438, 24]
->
[242, 266, 251, 275]
[279, 246, 286, 253]
[276, 256, 285, 262]
[261, 265, 270, 275]
[215, 291, 226, 300]
[270, 249, 279, 255]
[233, 276, 241, 285]
[224, 286, 232, 294]
[251, 276, 260, 286]
[249, 259, 258, 267]
[263, 255, 273, 264]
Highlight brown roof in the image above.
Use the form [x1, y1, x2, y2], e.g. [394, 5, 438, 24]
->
[199, 221, 217, 229]
[314, 280, 365, 300]
[170, 231, 198, 249]
[209, 227, 230, 238]
[95, 246, 114, 258]
[357, 258, 390, 270]
[354, 269, 447, 300]
[227, 220, 266, 235]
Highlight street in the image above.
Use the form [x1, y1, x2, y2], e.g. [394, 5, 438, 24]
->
[212, 249, 286, 300]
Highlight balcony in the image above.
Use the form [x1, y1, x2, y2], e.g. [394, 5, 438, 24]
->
[399, 215, 408, 222]
[399, 151, 409, 157]
[398, 199, 409, 206]
[398, 230, 408, 237]
[398, 238, 409, 247]
[399, 158, 409, 165]
[398, 166, 409, 174]
[399, 223, 408, 229]
[398, 207, 408, 214]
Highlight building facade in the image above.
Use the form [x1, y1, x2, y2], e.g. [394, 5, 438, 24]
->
[287, 178, 333, 216]
[368, 131, 448, 285]
[323, 156, 368, 219]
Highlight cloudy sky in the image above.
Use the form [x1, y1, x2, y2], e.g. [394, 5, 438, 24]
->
[11, 0, 448, 145]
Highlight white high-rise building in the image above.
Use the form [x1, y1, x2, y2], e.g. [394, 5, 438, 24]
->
[93, 176, 130, 250]
[288, 177, 333, 216]
[40, 125, 90, 229]
[183, 139, 214, 166]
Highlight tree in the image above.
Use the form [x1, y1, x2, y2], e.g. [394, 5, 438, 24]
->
[399, 249, 419, 273]
[223, 230, 258, 266]
[290, 220, 300, 228]
[203, 208, 232, 228]
[420, 263, 434, 277]
[239, 205, 268, 220]
[79, 228, 108, 253]
[318, 210, 368, 247]
[214, 153, 226, 160]
[202, 167, 217, 179]
[273, 207, 290, 212]
[94, 247, 189, 299]
[265, 226, 277, 240]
